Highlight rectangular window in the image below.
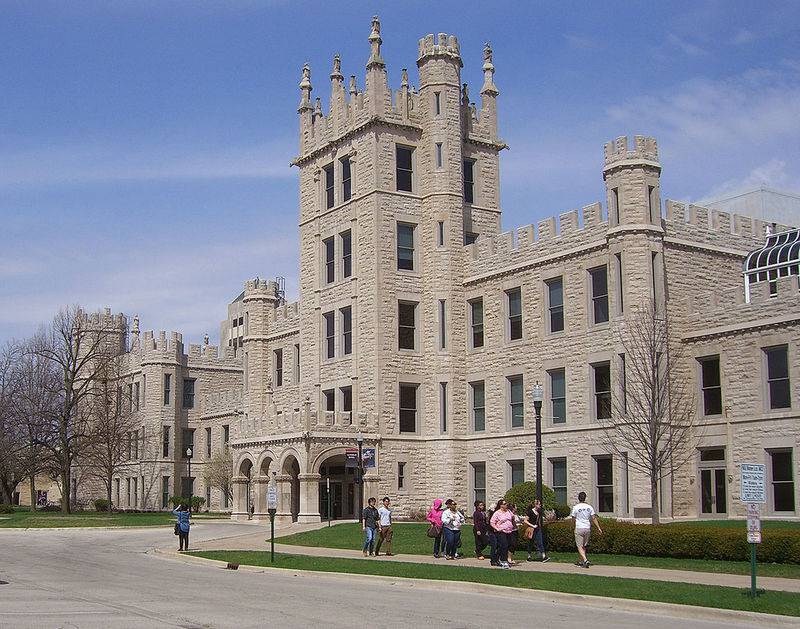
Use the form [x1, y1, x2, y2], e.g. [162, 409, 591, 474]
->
[699, 356, 722, 416]
[469, 298, 484, 348]
[274, 349, 283, 387]
[126, 478, 131, 507]
[472, 462, 486, 505]
[551, 458, 567, 506]
[133, 477, 137, 507]
[549, 368, 566, 424]
[596, 456, 614, 512]
[206, 427, 212, 458]
[611, 188, 620, 224]
[398, 462, 406, 490]
[341, 157, 352, 202]
[509, 460, 525, 487]
[507, 288, 522, 341]
[134, 382, 140, 411]
[324, 311, 335, 359]
[323, 389, 335, 412]
[593, 362, 611, 420]
[615, 252, 624, 314]
[133, 430, 139, 460]
[340, 306, 352, 355]
[464, 232, 478, 245]
[396, 145, 413, 192]
[439, 382, 448, 433]
[399, 383, 418, 433]
[294, 344, 300, 383]
[590, 266, 609, 324]
[435, 142, 443, 168]
[115, 478, 120, 507]
[182, 429, 195, 458]
[508, 375, 524, 428]
[438, 299, 446, 350]
[765, 345, 791, 409]
[619, 353, 627, 414]
[162, 426, 170, 458]
[771, 450, 795, 512]
[471, 381, 486, 432]
[323, 236, 335, 284]
[163, 373, 171, 405]
[398, 301, 417, 351]
[397, 222, 415, 271]
[463, 159, 475, 204]
[434, 91, 441, 115]
[341, 385, 353, 413]
[341, 230, 352, 278]
[182, 379, 196, 409]
[223, 425, 230, 448]
[546, 277, 564, 333]
[437, 220, 445, 247]
[648, 185, 657, 222]
[324, 163, 335, 209]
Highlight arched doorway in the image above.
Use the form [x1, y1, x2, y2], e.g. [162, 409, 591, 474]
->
[239, 458, 253, 518]
[281, 455, 300, 522]
[318, 453, 357, 520]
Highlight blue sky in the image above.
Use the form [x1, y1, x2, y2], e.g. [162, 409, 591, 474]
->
[2, 1, 798, 345]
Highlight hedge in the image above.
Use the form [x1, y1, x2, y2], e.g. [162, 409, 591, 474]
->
[538, 519, 800, 564]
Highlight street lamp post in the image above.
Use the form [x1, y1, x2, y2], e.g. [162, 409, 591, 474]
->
[186, 447, 193, 511]
[356, 432, 364, 526]
[531, 382, 544, 504]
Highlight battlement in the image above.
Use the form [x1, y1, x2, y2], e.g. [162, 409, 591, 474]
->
[603, 135, 659, 170]
[79, 307, 127, 330]
[273, 300, 300, 323]
[417, 33, 461, 61]
[236, 407, 378, 440]
[244, 278, 281, 296]
[135, 329, 238, 365]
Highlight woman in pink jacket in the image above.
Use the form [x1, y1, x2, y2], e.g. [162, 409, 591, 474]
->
[426, 498, 444, 558]
[489, 499, 515, 569]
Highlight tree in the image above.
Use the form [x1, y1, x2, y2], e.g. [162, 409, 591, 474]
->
[202, 447, 233, 508]
[33, 306, 125, 513]
[0, 342, 24, 504]
[598, 300, 699, 524]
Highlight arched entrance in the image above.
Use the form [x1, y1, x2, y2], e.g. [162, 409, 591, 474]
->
[318, 453, 357, 520]
[239, 458, 253, 518]
[281, 455, 300, 522]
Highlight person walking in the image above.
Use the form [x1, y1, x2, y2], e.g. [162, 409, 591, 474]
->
[569, 491, 603, 568]
[486, 502, 499, 566]
[489, 499, 515, 569]
[362, 497, 380, 556]
[426, 499, 444, 558]
[441, 500, 466, 560]
[472, 501, 489, 559]
[172, 502, 191, 552]
[375, 496, 394, 556]
[524, 498, 550, 562]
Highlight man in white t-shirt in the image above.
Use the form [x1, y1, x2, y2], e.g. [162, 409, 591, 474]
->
[568, 491, 603, 568]
[375, 496, 394, 556]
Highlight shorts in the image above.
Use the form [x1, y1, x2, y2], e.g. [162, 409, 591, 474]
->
[575, 528, 591, 549]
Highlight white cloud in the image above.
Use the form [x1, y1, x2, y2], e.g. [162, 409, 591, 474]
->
[701, 159, 798, 200]
[667, 33, 707, 56]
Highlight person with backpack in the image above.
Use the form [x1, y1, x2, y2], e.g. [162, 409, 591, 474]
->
[362, 497, 380, 556]
[440, 500, 466, 560]
[426, 498, 444, 558]
[172, 502, 191, 552]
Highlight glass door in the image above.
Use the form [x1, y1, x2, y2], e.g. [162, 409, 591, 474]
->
[700, 468, 727, 514]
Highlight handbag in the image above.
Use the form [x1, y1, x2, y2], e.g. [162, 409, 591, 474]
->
[426, 524, 441, 538]
[174, 523, 180, 536]
[524, 526, 534, 540]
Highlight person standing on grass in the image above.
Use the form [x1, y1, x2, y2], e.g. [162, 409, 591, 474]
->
[441, 500, 466, 560]
[375, 496, 394, 556]
[524, 498, 550, 562]
[569, 491, 603, 568]
[362, 497, 380, 556]
[472, 500, 489, 559]
[489, 499, 515, 569]
[426, 499, 444, 558]
[172, 502, 191, 552]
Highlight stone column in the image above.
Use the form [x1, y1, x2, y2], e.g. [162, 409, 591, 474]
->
[252, 476, 269, 521]
[274, 474, 294, 526]
[231, 476, 250, 521]
[363, 473, 381, 506]
[297, 473, 321, 523]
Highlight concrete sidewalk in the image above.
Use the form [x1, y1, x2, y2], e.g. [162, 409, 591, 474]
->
[192, 521, 800, 594]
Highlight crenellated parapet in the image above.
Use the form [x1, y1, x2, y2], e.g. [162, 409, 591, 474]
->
[603, 135, 659, 173]
[79, 306, 127, 332]
[236, 406, 379, 440]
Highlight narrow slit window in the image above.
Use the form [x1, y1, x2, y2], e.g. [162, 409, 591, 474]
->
[341, 230, 352, 278]
[341, 157, 352, 202]
[435, 142, 443, 169]
[463, 159, 475, 204]
[324, 163, 335, 209]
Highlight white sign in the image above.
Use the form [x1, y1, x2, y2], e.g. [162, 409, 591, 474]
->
[746, 503, 761, 544]
[740, 464, 766, 503]
[267, 485, 278, 510]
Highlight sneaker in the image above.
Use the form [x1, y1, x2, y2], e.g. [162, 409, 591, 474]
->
[574, 561, 583, 566]
[363, 550, 368, 557]
[542, 556, 551, 563]
[490, 561, 500, 567]
[526, 555, 533, 562]
[584, 560, 591, 567]
[455, 553, 461, 559]
[369, 552, 374, 556]
[477, 555, 485, 560]
[500, 562, 511, 569]
[434, 554, 440, 559]
[446, 556, 453, 560]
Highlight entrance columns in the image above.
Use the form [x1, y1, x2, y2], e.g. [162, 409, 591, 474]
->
[274, 473, 294, 526]
[231, 476, 250, 521]
[252, 476, 269, 521]
[297, 473, 322, 523]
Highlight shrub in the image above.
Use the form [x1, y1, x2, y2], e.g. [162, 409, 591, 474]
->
[540, 519, 800, 564]
[39, 504, 61, 512]
[0, 504, 14, 514]
[190, 496, 206, 513]
[169, 496, 187, 508]
[94, 499, 110, 512]
[504, 482, 557, 513]
[553, 503, 571, 520]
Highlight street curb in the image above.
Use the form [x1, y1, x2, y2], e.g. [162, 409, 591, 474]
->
[151, 548, 798, 627]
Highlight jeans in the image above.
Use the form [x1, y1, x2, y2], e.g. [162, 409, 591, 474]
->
[433, 533, 442, 557]
[363, 526, 377, 553]
[496, 531, 510, 564]
[527, 528, 545, 555]
[443, 528, 461, 558]
[178, 530, 189, 551]
[487, 532, 498, 563]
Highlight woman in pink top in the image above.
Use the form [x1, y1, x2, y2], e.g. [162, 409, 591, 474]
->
[426, 499, 444, 558]
[489, 500, 515, 569]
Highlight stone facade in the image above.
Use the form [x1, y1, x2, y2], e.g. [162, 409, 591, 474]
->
[78, 18, 799, 522]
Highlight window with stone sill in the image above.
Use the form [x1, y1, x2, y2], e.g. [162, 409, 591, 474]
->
[589, 265, 609, 325]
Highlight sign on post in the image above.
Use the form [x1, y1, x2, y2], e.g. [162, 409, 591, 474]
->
[267, 484, 278, 510]
[747, 503, 761, 544]
[740, 463, 766, 504]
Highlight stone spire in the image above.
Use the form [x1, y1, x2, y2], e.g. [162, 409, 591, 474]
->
[366, 15, 385, 68]
[461, 82, 469, 106]
[131, 314, 140, 346]
[298, 63, 313, 111]
[349, 75, 357, 98]
[401, 68, 409, 88]
[480, 42, 499, 95]
[330, 53, 344, 82]
[314, 96, 323, 118]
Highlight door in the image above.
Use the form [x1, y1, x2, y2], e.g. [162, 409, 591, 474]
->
[700, 468, 727, 514]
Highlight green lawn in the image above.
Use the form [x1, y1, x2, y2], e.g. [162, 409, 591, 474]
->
[0, 508, 229, 528]
[191, 550, 800, 618]
[278, 522, 800, 579]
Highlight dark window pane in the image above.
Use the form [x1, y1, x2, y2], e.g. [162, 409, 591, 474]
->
[590, 267, 609, 324]
[772, 451, 793, 481]
[398, 302, 416, 350]
[701, 358, 720, 387]
[341, 157, 352, 202]
[714, 469, 727, 513]
[341, 386, 353, 413]
[399, 384, 417, 433]
[703, 388, 722, 416]
[701, 470, 713, 513]
[470, 299, 484, 348]
[464, 232, 478, 245]
[397, 223, 415, 271]
[341, 231, 352, 278]
[774, 483, 796, 512]
[552, 459, 567, 487]
[700, 448, 725, 462]
[324, 237, 335, 283]
[507, 288, 522, 341]
[324, 164, 335, 209]
[463, 159, 474, 204]
[396, 146, 413, 192]
[597, 458, 613, 485]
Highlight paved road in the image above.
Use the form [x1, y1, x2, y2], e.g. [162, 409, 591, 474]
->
[0, 523, 774, 628]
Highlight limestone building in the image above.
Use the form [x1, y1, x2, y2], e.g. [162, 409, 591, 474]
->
[81, 18, 799, 523]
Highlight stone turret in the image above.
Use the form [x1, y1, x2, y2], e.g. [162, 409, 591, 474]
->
[603, 135, 662, 227]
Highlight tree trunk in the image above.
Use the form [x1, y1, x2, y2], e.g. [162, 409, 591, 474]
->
[0, 481, 13, 504]
[107, 481, 113, 514]
[29, 475, 36, 511]
[650, 475, 660, 525]
[61, 467, 71, 514]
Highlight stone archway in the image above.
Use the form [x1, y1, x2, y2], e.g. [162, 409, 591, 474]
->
[280, 454, 301, 523]
[252, 453, 274, 519]
[317, 452, 357, 521]
[231, 455, 254, 521]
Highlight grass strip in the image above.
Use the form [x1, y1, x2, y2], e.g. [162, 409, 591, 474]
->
[190, 550, 800, 617]
[278, 522, 800, 579]
[0, 509, 228, 528]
